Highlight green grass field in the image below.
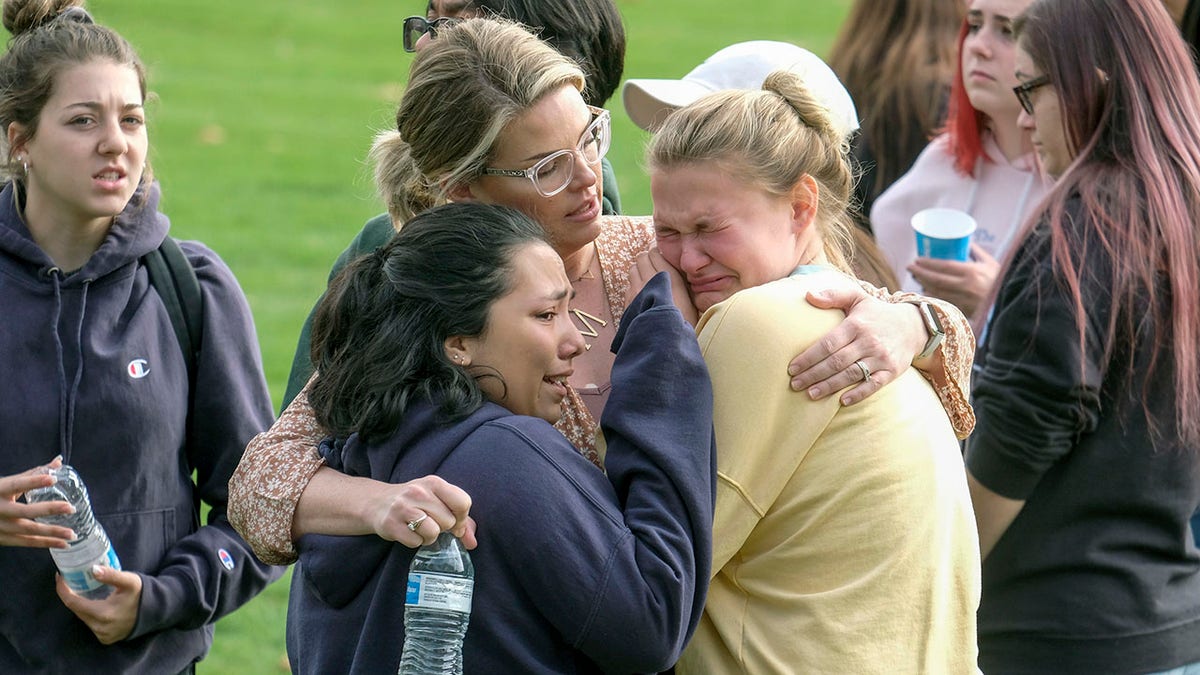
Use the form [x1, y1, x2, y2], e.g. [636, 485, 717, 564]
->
[14, 0, 850, 670]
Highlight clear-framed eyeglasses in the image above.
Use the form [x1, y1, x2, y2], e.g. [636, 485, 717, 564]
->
[401, 16, 459, 53]
[481, 106, 612, 198]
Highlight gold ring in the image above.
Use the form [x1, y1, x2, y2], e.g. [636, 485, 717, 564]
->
[406, 514, 428, 532]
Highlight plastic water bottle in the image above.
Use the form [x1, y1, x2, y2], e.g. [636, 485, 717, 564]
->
[398, 531, 474, 675]
[23, 465, 121, 600]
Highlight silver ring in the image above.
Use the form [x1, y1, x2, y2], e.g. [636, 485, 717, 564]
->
[854, 360, 872, 383]
[406, 514, 428, 532]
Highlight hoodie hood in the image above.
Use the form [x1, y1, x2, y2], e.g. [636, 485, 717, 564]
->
[297, 402, 508, 608]
[0, 179, 169, 282]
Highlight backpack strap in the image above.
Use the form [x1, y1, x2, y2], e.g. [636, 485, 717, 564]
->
[143, 237, 204, 522]
[142, 237, 203, 387]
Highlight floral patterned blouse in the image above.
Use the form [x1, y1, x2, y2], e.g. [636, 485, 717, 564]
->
[227, 216, 975, 565]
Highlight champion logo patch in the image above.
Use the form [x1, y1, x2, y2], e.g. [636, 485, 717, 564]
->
[218, 548, 235, 571]
[126, 359, 150, 379]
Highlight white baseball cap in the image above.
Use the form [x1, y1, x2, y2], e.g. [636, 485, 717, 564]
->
[622, 40, 860, 139]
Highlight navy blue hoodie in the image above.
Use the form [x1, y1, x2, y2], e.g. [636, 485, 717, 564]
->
[287, 273, 716, 674]
[0, 181, 282, 673]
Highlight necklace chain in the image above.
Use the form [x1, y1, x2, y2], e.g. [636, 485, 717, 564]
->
[569, 243, 598, 283]
[568, 245, 600, 350]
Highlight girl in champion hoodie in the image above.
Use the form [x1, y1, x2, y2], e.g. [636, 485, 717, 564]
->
[0, 2, 281, 672]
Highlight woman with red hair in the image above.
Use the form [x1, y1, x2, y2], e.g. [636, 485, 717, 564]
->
[871, 0, 1050, 320]
[966, 0, 1200, 671]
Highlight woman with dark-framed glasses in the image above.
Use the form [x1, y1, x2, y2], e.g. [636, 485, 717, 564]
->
[404, 0, 626, 112]
[964, 0, 1200, 672]
[228, 18, 976, 575]
[401, 15, 457, 52]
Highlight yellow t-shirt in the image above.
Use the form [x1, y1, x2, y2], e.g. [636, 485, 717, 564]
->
[677, 272, 981, 675]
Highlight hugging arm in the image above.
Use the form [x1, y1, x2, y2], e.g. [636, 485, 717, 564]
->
[294, 465, 475, 550]
[228, 380, 475, 566]
[227, 384, 328, 565]
[788, 277, 975, 438]
[588, 273, 715, 662]
[626, 252, 975, 438]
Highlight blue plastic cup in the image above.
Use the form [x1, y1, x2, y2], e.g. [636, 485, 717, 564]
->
[912, 208, 976, 262]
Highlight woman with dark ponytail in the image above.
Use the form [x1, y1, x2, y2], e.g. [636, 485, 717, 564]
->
[307, 204, 551, 443]
[287, 202, 715, 673]
[0, 1, 279, 671]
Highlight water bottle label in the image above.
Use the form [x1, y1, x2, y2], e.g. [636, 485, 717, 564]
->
[61, 547, 120, 594]
[405, 572, 473, 613]
[61, 567, 102, 594]
[104, 545, 120, 569]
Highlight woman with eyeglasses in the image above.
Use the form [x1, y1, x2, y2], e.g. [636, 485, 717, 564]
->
[871, 0, 1050, 321]
[228, 18, 976, 568]
[397, 0, 627, 221]
[963, 0, 1200, 672]
[274, 0, 630, 419]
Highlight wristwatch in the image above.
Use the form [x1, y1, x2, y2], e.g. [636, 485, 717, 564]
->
[912, 301, 945, 360]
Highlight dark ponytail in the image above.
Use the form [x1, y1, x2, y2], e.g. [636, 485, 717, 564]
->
[309, 201, 548, 443]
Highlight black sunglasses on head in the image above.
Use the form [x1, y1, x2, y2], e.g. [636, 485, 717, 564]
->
[402, 16, 460, 53]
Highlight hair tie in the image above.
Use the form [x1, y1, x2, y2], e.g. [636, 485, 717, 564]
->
[371, 245, 391, 267]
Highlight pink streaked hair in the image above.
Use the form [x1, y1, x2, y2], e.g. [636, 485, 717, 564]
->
[1006, 0, 1200, 447]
